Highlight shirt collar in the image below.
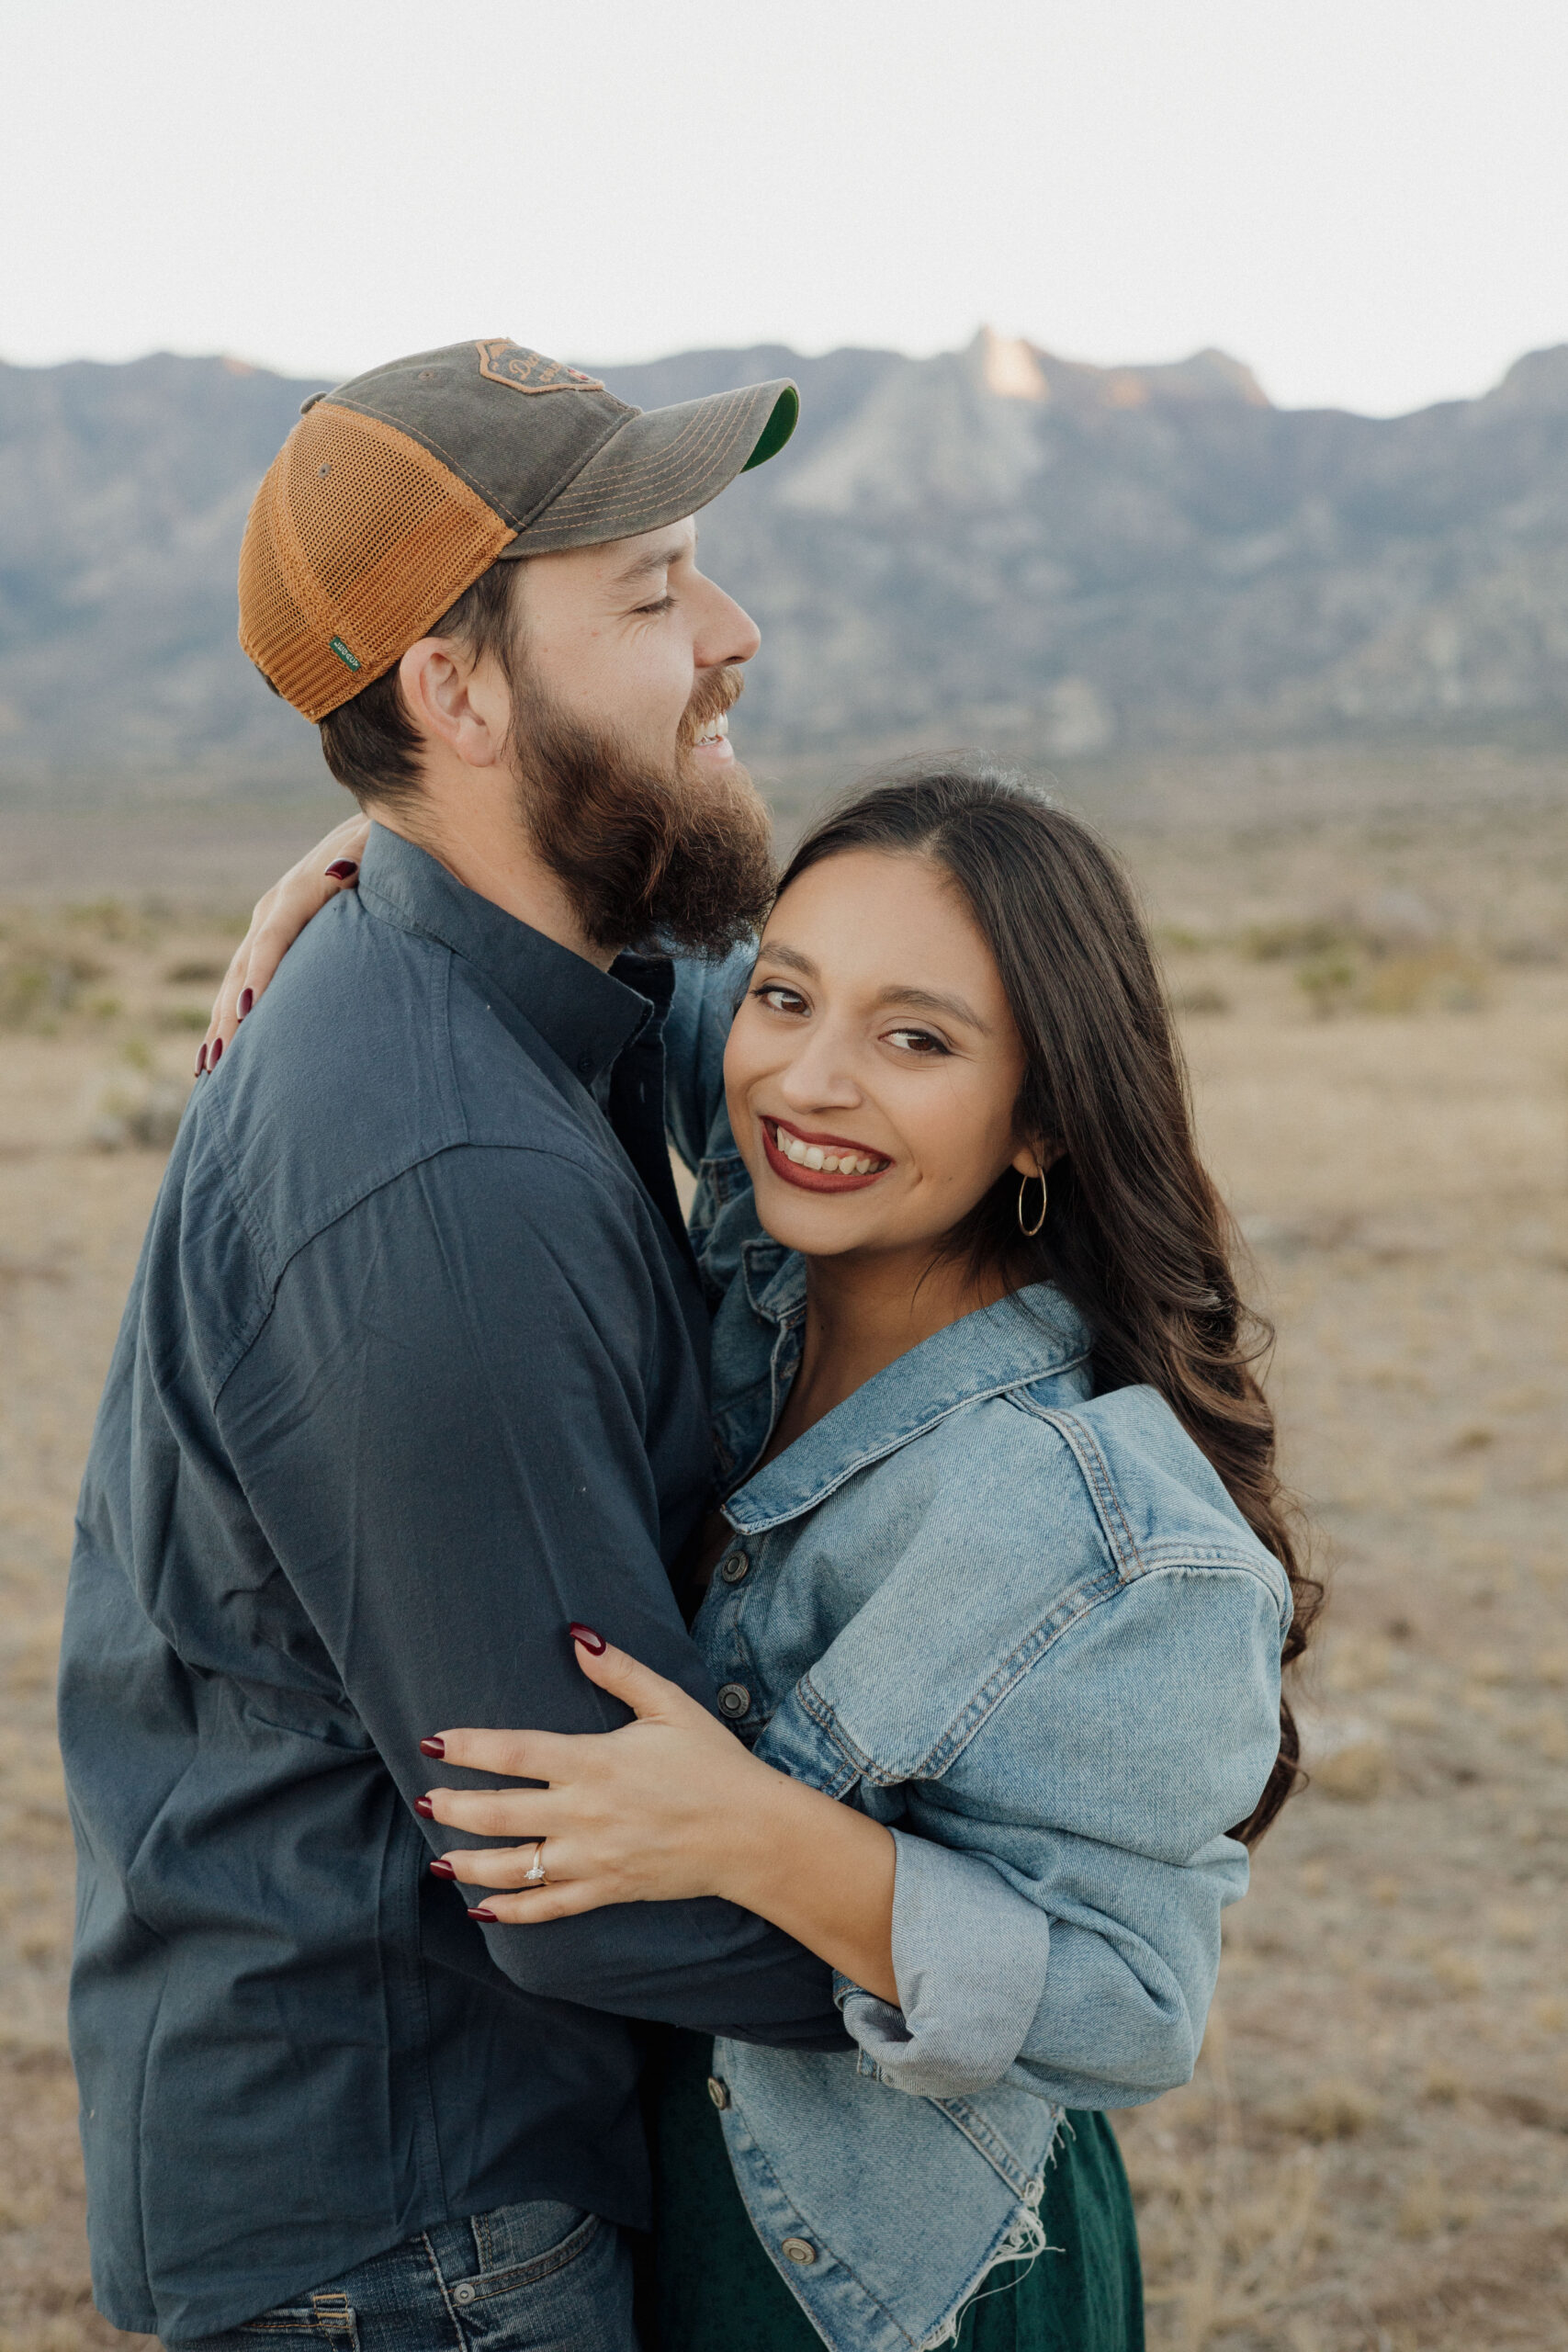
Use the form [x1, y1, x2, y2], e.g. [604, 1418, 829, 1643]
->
[726, 1279, 1094, 1532]
[358, 823, 664, 1086]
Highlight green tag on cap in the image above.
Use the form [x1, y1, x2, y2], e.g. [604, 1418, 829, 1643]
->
[329, 638, 361, 672]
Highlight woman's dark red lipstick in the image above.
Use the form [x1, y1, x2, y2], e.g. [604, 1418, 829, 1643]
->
[760, 1117, 893, 1193]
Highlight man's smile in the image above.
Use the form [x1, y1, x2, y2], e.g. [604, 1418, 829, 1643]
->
[690, 708, 733, 765]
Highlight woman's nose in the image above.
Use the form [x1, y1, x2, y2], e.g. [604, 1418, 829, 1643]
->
[777, 1029, 862, 1110]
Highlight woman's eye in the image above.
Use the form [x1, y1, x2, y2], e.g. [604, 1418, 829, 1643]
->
[751, 982, 807, 1016]
[885, 1026, 950, 1057]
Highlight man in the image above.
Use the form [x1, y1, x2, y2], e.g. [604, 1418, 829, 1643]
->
[60, 340, 842, 2351]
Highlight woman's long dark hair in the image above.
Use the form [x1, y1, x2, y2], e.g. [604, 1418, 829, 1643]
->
[778, 763, 1320, 1843]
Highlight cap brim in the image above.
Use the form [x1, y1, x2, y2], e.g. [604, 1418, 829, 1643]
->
[505, 379, 798, 555]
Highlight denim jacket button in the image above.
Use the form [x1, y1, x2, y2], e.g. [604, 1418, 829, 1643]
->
[716, 1682, 750, 1719]
[706, 2075, 730, 2110]
[718, 1551, 750, 1585]
[781, 2236, 818, 2266]
[453, 2283, 477, 2305]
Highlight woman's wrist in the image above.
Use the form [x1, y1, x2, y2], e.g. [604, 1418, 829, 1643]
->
[712, 1759, 825, 1912]
[711, 1762, 900, 2004]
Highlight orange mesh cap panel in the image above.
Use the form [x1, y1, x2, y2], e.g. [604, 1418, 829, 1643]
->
[238, 404, 515, 722]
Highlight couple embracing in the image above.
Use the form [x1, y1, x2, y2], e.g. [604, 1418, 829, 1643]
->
[62, 340, 1315, 2352]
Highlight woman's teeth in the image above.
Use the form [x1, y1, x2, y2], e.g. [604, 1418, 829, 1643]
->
[772, 1125, 885, 1175]
[694, 711, 730, 746]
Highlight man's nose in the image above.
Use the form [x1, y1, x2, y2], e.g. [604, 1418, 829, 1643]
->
[694, 580, 761, 670]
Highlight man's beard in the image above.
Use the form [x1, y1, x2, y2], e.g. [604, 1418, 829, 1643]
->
[508, 664, 776, 959]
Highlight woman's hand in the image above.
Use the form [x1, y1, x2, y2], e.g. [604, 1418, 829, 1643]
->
[199, 812, 370, 1070]
[421, 1634, 784, 1921]
[422, 1630, 899, 2002]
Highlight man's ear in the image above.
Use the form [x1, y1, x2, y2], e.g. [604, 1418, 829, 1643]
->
[398, 639, 512, 771]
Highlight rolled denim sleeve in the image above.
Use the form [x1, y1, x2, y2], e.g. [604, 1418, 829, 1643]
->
[838, 1833, 1054, 2091]
[834, 1566, 1280, 2105]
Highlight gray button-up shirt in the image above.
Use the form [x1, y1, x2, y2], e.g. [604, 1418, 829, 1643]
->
[60, 826, 838, 2344]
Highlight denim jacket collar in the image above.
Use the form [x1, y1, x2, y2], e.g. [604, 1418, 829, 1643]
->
[726, 1272, 1093, 1534]
[741, 1233, 807, 1322]
[358, 822, 665, 1088]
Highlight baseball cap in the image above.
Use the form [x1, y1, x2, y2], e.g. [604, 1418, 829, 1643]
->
[239, 337, 799, 723]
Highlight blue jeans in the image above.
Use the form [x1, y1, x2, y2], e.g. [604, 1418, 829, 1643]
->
[172, 2200, 636, 2352]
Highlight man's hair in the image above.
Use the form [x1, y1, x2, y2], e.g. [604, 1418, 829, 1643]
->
[314, 561, 526, 811]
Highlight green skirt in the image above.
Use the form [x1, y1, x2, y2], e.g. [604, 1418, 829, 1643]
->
[648, 2030, 1144, 2352]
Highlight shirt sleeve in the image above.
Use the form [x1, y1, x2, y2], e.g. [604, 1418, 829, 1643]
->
[217, 1139, 844, 2048]
[832, 1566, 1281, 2104]
[662, 946, 753, 1175]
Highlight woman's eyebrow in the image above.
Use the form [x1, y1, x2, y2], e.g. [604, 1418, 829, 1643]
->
[755, 942, 817, 978]
[873, 984, 990, 1032]
[757, 944, 989, 1033]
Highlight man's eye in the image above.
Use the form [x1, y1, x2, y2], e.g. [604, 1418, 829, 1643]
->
[886, 1027, 950, 1056]
[751, 983, 807, 1015]
[634, 594, 676, 617]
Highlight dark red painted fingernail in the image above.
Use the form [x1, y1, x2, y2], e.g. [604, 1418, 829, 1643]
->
[419, 1736, 445, 1759]
[237, 987, 254, 1019]
[194, 1042, 208, 1075]
[325, 859, 359, 881]
[414, 1796, 434, 1819]
[429, 1857, 457, 1880]
[468, 1905, 498, 1923]
[570, 1623, 606, 1655]
[209, 1035, 222, 1067]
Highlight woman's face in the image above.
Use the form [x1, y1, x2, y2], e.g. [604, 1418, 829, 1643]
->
[723, 848, 1037, 1261]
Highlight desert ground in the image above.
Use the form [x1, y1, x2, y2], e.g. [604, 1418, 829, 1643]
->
[0, 747, 1564, 2351]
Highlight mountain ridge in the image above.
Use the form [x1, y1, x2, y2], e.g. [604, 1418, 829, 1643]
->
[3, 332, 1566, 790]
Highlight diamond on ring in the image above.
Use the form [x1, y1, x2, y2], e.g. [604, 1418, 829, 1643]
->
[522, 1843, 547, 1887]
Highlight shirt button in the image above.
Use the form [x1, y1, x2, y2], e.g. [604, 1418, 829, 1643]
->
[453, 2283, 477, 2305]
[781, 2236, 818, 2267]
[706, 2075, 730, 2110]
[716, 1682, 750, 1719]
[718, 1551, 750, 1585]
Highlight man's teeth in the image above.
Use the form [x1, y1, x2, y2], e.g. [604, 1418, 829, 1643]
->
[695, 711, 730, 745]
[773, 1126, 884, 1175]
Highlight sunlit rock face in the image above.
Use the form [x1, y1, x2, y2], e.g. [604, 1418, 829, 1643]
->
[3, 332, 1567, 789]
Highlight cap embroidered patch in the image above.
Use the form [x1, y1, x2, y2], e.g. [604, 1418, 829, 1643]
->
[475, 339, 604, 395]
[329, 638, 361, 672]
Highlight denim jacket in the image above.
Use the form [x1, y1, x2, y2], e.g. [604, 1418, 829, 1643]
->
[663, 961, 1292, 2352]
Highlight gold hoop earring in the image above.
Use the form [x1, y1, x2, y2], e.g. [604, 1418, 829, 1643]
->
[1017, 1171, 1047, 1238]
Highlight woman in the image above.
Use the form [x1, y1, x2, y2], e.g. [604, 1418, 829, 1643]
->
[213, 767, 1315, 2352]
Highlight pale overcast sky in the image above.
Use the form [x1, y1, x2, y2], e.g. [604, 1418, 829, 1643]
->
[6, 0, 1565, 415]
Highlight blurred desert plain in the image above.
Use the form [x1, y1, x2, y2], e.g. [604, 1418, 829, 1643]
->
[0, 744, 1564, 2352]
